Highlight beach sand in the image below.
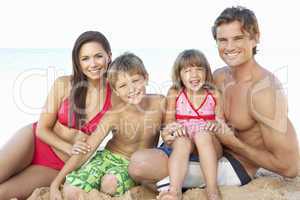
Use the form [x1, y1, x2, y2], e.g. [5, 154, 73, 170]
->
[27, 165, 300, 200]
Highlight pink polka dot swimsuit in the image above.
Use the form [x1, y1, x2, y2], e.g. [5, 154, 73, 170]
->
[175, 89, 216, 138]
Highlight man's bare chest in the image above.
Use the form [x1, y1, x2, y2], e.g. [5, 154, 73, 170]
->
[223, 82, 256, 131]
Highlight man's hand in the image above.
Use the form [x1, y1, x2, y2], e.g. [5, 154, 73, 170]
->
[204, 118, 239, 147]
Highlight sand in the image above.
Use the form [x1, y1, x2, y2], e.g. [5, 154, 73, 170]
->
[27, 167, 300, 200]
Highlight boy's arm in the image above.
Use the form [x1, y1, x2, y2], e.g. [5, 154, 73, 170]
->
[50, 114, 114, 190]
[164, 88, 178, 124]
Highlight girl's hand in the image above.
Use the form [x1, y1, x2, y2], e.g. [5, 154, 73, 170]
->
[50, 182, 62, 200]
[70, 137, 91, 156]
[168, 122, 187, 137]
[161, 122, 186, 145]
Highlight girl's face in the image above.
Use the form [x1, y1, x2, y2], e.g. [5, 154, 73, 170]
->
[180, 65, 206, 92]
[114, 72, 147, 105]
[79, 41, 110, 81]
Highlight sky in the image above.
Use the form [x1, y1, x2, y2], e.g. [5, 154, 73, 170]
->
[0, 0, 299, 146]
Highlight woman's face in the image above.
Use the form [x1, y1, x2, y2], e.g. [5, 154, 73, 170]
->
[79, 41, 110, 81]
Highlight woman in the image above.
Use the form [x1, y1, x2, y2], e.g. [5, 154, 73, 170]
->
[0, 31, 116, 199]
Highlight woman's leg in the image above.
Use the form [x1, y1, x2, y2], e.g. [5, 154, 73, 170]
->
[0, 165, 59, 200]
[0, 124, 34, 183]
[128, 148, 169, 185]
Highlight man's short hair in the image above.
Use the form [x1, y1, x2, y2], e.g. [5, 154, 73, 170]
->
[212, 6, 260, 55]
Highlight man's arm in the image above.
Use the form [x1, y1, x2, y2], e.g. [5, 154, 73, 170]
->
[222, 78, 299, 177]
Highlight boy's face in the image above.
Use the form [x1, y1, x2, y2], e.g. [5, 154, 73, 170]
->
[114, 72, 147, 105]
[216, 20, 258, 68]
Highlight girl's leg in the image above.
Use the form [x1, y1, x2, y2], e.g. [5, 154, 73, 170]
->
[128, 148, 169, 184]
[0, 124, 34, 183]
[169, 137, 193, 193]
[194, 131, 221, 199]
[0, 165, 59, 200]
[158, 137, 193, 200]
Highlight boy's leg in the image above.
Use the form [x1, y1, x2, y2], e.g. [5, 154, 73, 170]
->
[129, 148, 169, 184]
[65, 151, 105, 193]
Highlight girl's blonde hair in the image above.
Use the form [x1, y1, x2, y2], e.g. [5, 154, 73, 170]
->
[171, 49, 213, 90]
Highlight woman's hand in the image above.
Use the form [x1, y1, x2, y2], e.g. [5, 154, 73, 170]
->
[50, 182, 62, 200]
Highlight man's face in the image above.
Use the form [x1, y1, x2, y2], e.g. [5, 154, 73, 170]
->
[216, 21, 258, 68]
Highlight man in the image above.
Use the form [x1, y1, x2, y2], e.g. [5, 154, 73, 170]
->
[128, 6, 299, 198]
[211, 6, 298, 179]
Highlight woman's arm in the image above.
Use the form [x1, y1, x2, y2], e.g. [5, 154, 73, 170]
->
[36, 76, 74, 156]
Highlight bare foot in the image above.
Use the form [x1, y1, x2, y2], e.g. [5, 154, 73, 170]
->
[206, 189, 222, 200]
[156, 187, 182, 200]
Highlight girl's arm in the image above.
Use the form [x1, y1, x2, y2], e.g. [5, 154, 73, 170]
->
[161, 88, 184, 145]
[50, 114, 113, 196]
[36, 76, 74, 156]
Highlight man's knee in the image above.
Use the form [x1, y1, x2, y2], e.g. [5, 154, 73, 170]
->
[100, 174, 118, 195]
[63, 183, 83, 200]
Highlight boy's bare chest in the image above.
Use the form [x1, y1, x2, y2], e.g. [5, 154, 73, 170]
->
[115, 110, 162, 141]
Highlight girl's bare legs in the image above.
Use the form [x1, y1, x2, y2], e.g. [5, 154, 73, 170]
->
[194, 131, 221, 200]
[0, 124, 60, 199]
[158, 137, 193, 200]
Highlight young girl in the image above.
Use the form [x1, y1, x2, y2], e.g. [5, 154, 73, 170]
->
[158, 49, 223, 200]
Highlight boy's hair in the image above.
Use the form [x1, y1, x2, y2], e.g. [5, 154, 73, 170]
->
[108, 52, 148, 89]
[212, 6, 260, 55]
[171, 49, 213, 90]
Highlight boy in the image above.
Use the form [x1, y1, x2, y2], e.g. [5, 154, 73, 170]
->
[50, 52, 165, 199]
